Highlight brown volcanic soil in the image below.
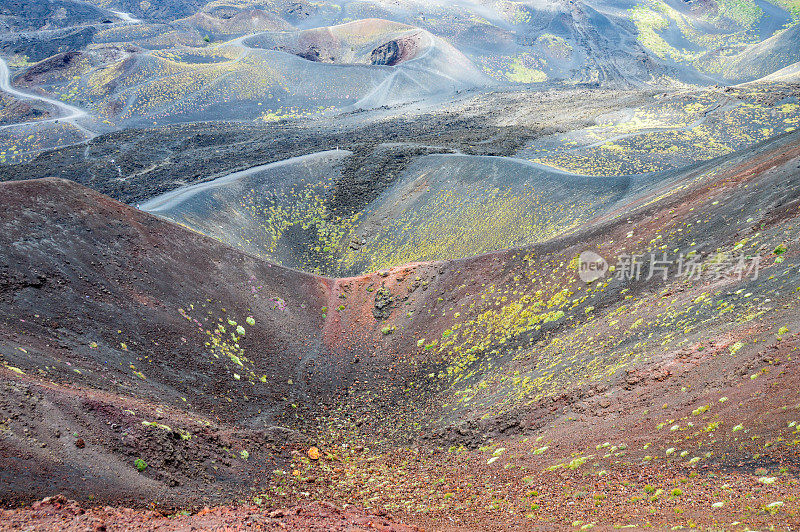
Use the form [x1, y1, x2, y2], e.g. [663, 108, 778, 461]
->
[0, 92, 51, 126]
[0, 177, 333, 507]
[0, 496, 421, 531]
[1, 128, 800, 529]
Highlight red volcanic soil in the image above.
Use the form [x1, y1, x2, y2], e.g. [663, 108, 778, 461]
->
[0, 496, 420, 531]
[1, 130, 800, 529]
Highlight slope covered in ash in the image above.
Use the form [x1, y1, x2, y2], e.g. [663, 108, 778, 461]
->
[0, 177, 334, 506]
[1, 127, 800, 529]
[139, 149, 629, 276]
[244, 18, 493, 108]
[6, 16, 491, 129]
[761, 60, 800, 82]
[0, 0, 798, 168]
[719, 23, 800, 83]
[134, 83, 800, 276]
[1, 0, 800, 529]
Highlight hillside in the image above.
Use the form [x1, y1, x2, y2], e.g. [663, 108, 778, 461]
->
[1, 0, 800, 529]
[1, 127, 799, 528]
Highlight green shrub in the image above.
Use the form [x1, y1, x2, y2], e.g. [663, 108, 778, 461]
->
[135, 458, 147, 472]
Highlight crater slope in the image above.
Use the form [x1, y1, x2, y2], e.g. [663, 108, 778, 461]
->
[1, 128, 799, 530]
[140, 149, 630, 276]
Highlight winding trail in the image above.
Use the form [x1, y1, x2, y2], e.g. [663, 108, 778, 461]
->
[0, 56, 96, 139]
[0, 9, 143, 138]
[138, 149, 351, 211]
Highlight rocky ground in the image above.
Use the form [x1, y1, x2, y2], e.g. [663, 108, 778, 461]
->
[0, 88, 648, 205]
[0, 92, 50, 125]
[0, 496, 421, 531]
[2, 0, 800, 528]
[0, 127, 798, 529]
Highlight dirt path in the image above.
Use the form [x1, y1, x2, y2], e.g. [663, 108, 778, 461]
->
[0, 57, 95, 139]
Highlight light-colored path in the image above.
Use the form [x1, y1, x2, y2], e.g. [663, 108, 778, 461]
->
[138, 149, 352, 211]
[0, 9, 143, 137]
[0, 56, 95, 138]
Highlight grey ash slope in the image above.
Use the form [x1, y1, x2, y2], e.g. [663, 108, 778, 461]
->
[1, 0, 799, 136]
